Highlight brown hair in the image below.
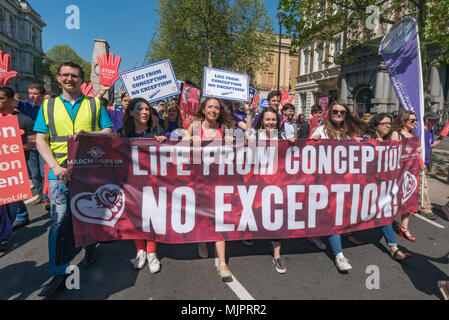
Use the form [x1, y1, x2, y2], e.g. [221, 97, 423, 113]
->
[323, 100, 367, 139]
[392, 110, 416, 135]
[195, 97, 229, 125]
[163, 100, 183, 131]
[253, 107, 281, 130]
[121, 98, 158, 137]
[28, 83, 46, 95]
[267, 90, 282, 102]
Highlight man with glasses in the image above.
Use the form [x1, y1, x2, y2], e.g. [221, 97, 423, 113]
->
[34, 62, 113, 297]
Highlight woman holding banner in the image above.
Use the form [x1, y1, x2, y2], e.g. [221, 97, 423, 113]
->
[119, 98, 167, 273]
[163, 100, 184, 140]
[187, 97, 235, 282]
[391, 111, 424, 242]
[364, 113, 411, 260]
[251, 107, 295, 273]
[311, 101, 367, 271]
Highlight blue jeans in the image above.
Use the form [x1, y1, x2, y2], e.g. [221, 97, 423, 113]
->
[381, 224, 397, 246]
[48, 180, 96, 276]
[328, 234, 342, 255]
[27, 150, 48, 201]
[48, 179, 70, 276]
[9, 200, 28, 223]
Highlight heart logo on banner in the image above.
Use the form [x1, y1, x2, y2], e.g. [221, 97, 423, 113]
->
[71, 184, 125, 227]
[401, 171, 417, 204]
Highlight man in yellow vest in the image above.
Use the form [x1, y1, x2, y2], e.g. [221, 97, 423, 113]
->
[34, 62, 113, 297]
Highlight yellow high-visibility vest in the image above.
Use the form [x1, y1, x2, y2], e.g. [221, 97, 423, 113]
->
[42, 96, 101, 164]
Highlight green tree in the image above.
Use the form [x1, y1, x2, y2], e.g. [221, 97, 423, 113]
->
[148, 0, 275, 85]
[43, 45, 91, 82]
[279, 0, 449, 109]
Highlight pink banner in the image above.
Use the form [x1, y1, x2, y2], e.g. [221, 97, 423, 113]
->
[68, 137, 420, 247]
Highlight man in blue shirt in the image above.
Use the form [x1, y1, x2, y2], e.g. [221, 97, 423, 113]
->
[34, 62, 113, 297]
[419, 111, 443, 220]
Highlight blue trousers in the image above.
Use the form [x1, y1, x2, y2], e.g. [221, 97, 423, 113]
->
[27, 150, 48, 201]
[48, 180, 96, 276]
[8, 200, 28, 223]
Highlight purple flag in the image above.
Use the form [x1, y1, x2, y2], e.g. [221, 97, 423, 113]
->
[379, 18, 425, 145]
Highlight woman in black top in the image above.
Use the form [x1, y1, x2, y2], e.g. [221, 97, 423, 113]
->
[118, 98, 166, 273]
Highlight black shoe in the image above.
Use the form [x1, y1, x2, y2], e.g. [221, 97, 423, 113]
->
[0, 240, 11, 252]
[43, 200, 51, 211]
[83, 247, 97, 269]
[12, 217, 30, 231]
[38, 275, 68, 297]
[419, 211, 437, 220]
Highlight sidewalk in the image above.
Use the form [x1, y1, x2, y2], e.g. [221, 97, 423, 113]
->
[429, 149, 449, 184]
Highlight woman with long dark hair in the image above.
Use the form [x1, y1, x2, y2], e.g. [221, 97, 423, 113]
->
[118, 98, 167, 273]
[187, 97, 235, 282]
[311, 101, 367, 271]
[364, 113, 411, 260]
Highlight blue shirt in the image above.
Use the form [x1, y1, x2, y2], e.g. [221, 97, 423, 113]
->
[17, 100, 40, 121]
[33, 94, 114, 179]
[424, 128, 434, 166]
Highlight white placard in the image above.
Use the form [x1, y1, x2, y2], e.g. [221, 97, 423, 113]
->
[203, 67, 249, 102]
[119, 59, 180, 103]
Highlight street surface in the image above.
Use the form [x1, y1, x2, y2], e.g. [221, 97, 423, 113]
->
[1, 149, 448, 301]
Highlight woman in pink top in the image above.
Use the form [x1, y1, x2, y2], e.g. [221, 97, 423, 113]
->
[187, 97, 235, 282]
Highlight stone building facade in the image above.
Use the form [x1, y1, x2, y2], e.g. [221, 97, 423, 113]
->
[253, 35, 299, 101]
[0, 0, 45, 96]
[293, 2, 448, 121]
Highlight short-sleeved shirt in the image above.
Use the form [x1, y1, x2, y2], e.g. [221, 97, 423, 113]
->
[424, 128, 434, 166]
[12, 111, 35, 160]
[33, 94, 114, 179]
[17, 100, 40, 121]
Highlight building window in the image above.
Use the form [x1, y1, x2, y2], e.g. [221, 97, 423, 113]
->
[10, 15, 16, 37]
[32, 28, 37, 47]
[0, 9, 4, 33]
[317, 48, 324, 71]
[334, 38, 341, 55]
[303, 52, 309, 74]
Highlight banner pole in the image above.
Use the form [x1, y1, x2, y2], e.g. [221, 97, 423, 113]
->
[415, 19, 426, 207]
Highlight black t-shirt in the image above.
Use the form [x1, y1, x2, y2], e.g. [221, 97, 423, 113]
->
[12, 111, 35, 160]
[117, 125, 165, 138]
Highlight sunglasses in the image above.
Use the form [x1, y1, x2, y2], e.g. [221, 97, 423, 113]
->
[332, 109, 346, 116]
[408, 118, 417, 123]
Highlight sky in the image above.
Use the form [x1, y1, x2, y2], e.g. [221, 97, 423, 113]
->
[27, 0, 281, 72]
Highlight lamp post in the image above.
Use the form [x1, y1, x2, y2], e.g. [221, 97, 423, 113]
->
[276, 10, 286, 91]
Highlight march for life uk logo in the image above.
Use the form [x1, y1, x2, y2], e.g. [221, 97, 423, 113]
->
[0, 115, 32, 205]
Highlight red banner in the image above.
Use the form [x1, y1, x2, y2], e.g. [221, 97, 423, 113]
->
[68, 136, 420, 247]
[0, 115, 32, 205]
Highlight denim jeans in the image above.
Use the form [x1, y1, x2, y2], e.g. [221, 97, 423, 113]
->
[328, 234, 342, 255]
[381, 224, 397, 246]
[48, 179, 70, 276]
[8, 200, 28, 223]
[27, 150, 48, 201]
[48, 179, 96, 276]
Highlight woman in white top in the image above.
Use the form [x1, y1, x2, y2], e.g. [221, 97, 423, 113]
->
[311, 101, 367, 271]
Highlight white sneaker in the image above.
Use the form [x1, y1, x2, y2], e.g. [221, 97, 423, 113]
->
[335, 253, 352, 271]
[308, 237, 327, 250]
[133, 250, 146, 269]
[147, 253, 161, 274]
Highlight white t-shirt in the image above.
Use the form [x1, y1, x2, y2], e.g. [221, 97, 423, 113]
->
[312, 125, 329, 139]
